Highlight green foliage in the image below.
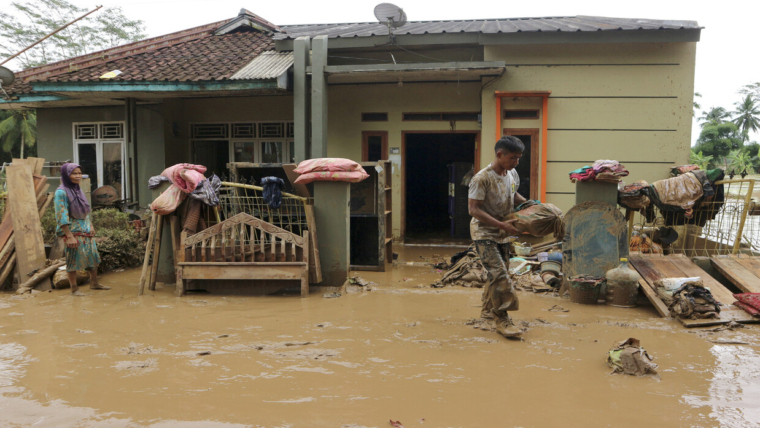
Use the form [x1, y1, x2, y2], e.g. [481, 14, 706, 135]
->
[726, 149, 756, 175]
[95, 227, 145, 272]
[0, 0, 146, 69]
[732, 94, 760, 142]
[693, 122, 743, 160]
[698, 107, 730, 128]
[739, 82, 760, 99]
[91, 208, 130, 231]
[0, 110, 36, 156]
[689, 151, 713, 170]
[40, 203, 57, 244]
[693, 92, 702, 116]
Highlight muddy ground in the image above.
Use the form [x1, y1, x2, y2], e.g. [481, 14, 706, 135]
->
[1, 245, 759, 427]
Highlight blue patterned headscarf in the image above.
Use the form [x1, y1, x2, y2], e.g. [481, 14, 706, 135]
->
[58, 163, 91, 219]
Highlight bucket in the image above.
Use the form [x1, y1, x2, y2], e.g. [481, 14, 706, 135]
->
[569, 276, 604, 304]
[540, 260, 561, 275]
[537, 252, 549, 263]
[513, 243, 531, 257]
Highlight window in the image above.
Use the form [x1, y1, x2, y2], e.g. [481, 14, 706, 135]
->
[190, 121, 295, 175]
[362, 131, 388, 162]
[402, 112, 479, 121]
[504, 109, 539, 120]
[73, 122, 126, 199]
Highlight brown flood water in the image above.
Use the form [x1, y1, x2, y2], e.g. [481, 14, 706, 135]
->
[1, 245, 759, 427]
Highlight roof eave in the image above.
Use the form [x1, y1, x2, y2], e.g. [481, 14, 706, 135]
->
[275, 28, 701, 51]
[29, 79, 285, 94]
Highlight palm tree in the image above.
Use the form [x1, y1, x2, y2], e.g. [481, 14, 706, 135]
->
[693, 92, 702, 116]
[732, 95, 760, 142]
[689, 151, 713, 170]
[699, 107, 730, 128]
[0, 109, 37, 158]
[727, 149, 755, 175]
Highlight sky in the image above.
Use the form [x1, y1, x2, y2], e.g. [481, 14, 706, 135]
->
[6, 0, 760, 144]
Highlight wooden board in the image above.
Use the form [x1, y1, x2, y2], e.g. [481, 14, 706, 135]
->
[27, 157, 44, 175]
[282, 164, 311, 198]
[6, 165, 47, 281]
[304, 204, 322, 284]
[630, 254, 758, 327]
[711, 255, 760, 294]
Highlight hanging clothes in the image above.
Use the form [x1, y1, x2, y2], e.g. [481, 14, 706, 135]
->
[261, 177, 285, 209]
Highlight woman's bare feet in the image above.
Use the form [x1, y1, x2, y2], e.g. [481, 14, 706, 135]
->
[90, 284, 111, 290]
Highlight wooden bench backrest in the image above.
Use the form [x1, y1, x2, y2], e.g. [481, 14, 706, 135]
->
[184, 213, 308, 264]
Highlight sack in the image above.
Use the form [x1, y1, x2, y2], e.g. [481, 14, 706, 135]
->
[150, 184, 187, 215]
[506, 203, 564, 238]
[294, 158, 363, 174]
[295, 170, 369, 184]
[161, 163, 207, 193]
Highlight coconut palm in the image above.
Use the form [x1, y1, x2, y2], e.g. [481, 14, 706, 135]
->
[732, 95, 760, 142]
[693, 92, 702, 116]
[727, 149, 755, 175]
[698, 107, 730, 128]
[689, 151, 713, 170]
[0, 109, 36, 158]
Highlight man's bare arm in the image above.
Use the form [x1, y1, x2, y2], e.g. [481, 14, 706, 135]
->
[468, 198, 520, 235]
[514, 192, 527, 207]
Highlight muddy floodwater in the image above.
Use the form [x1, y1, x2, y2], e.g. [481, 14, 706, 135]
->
[1, 246, 759, 427]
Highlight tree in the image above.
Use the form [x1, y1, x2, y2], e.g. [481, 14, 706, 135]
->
[727, 149, 755, 175]
[732, 94, 760, 142]
[692, 122, 743, 161]
[739, 82, 760, 99]
[693, 92, 702, 116]
[0, 0, 146, 70]
[0, 109, 36, 159]
[689, 150, 713, 170]
[698, 106, 730, 128]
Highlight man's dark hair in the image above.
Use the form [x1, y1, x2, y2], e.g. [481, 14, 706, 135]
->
[495, 136, 525, 154]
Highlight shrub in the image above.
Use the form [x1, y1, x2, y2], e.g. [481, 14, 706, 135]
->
[96, 227, 145, 272]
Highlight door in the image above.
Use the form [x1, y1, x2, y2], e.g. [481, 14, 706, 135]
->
[76, 141, 125, 198]
[503, 128, 539, 200]
[193, 140, 229, 178]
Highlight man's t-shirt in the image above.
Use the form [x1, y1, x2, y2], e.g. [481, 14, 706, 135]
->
[468, 164, 520, 243]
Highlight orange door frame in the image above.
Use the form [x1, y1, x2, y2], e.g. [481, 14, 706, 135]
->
[495, 91, 551, 202]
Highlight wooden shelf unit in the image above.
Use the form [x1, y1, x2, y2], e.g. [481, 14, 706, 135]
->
[350, 160, 393, 271]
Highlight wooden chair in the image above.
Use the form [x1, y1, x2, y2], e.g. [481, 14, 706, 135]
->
[177, 213, 309, 297]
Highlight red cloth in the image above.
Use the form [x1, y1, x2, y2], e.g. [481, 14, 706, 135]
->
[733, 293, 760, 316]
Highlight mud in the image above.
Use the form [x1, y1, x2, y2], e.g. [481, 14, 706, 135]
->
[1, 245, 759, 427]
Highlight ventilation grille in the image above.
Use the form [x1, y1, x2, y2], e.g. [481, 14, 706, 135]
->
[260, 123, 284, 138]
[192, 123, 229, 139]
[75, 124, 97, 139]
[232, 123, 256, 138]
[101, 123, 124, 139]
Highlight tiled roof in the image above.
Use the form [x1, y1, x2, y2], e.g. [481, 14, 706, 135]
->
[276, 15, 700, 40]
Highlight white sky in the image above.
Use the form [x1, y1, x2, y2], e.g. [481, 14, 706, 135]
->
[10, 0, 760, 144]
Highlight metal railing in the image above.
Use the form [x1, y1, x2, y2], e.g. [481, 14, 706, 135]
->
[627, 178, 757, 257]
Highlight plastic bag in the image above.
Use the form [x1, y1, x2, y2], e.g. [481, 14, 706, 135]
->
[505, 203, 564, 238]
[148, 175, 171, 189]
[150, 184, 187, 215]
[295, 170, 369, 184]
[294, 158, 363, 174]
[651, 172, 704, 211]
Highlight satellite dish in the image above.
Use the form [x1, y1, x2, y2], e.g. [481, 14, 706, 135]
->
[0, 66, 15, 87]
[374, 3, 407, 28]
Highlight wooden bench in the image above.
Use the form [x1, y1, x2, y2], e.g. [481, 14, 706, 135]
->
[177, 213, 309, 297]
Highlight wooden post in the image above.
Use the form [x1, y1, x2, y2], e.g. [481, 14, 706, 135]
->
[304, 204, 322, 283]
[148, 215, 164, 291]
[301, 231, 310, 297]
[138, 212, 158, 296]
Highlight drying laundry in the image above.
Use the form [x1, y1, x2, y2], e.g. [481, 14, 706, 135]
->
[649, 172, 704, 217]
[569, 160, 629, 183]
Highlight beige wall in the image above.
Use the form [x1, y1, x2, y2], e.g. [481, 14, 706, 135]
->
[327, 82, 482, 237]
[483, 42, 697, 211]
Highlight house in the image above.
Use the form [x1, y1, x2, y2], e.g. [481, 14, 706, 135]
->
[0, 9, 701, 243]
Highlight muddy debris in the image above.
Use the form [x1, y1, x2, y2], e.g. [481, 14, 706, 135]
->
[323, 292, 341, 298]
[606, 338, 659, 379]
[547, 305, 569, 312]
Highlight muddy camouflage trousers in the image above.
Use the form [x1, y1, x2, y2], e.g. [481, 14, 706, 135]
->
[474, 240, 519, 319]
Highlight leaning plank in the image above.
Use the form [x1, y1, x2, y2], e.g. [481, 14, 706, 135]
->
[6, 165, 46, 281]
[138, 212, 158, 296]
[282, 163, 311, 198]
[0, 253, 17, 287]
[148, 215, 164, 291]
[628, 256, 671, 318]
[16, 259, 65, 294]
[711, 256, 760, 294]
[304, 204, 322, 284]
[638, 278, 671, 318]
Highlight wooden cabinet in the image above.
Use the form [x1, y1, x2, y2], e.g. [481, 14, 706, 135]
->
[350, 160, 393, 271]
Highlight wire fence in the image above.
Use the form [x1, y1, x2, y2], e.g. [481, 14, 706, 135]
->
[628, 179, 757, 257]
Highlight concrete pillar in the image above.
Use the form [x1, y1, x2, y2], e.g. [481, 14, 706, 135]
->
[293, 36, 311, 163]
[314, 181, 350, 287]
[311, 35, 328, 158]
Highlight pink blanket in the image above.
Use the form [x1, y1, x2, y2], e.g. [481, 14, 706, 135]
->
[161, 163, 207, 193]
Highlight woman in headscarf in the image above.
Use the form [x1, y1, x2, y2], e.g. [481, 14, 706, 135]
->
[54, 163, 109, 295]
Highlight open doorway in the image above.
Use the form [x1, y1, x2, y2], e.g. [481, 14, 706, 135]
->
[503, 128, 539, 200]
[404, 132, 477, 243]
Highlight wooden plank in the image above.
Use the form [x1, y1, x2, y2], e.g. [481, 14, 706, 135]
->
[179, 264, 304, 281]
[138, 212, 158, 296]
[730, 256, 760, 280]
[304, 204, 322, 284]
[668, 257, 737, 304]
[27, 157, 44, 175]
[148, 215, 164, 291]
[6, 165, 46, 280]
[711, 257, 760, 294]
[282, 163, 311, 198]
[0, 252, 16, 288]
[637, 277, 671, 318]
[301, 231, 309, 297]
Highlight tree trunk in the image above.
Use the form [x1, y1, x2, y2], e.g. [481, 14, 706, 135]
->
[20, 134, 24, 159]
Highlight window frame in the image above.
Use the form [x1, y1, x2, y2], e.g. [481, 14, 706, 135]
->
[72, 121, 127, 200]
[189, 121, 295, 165]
